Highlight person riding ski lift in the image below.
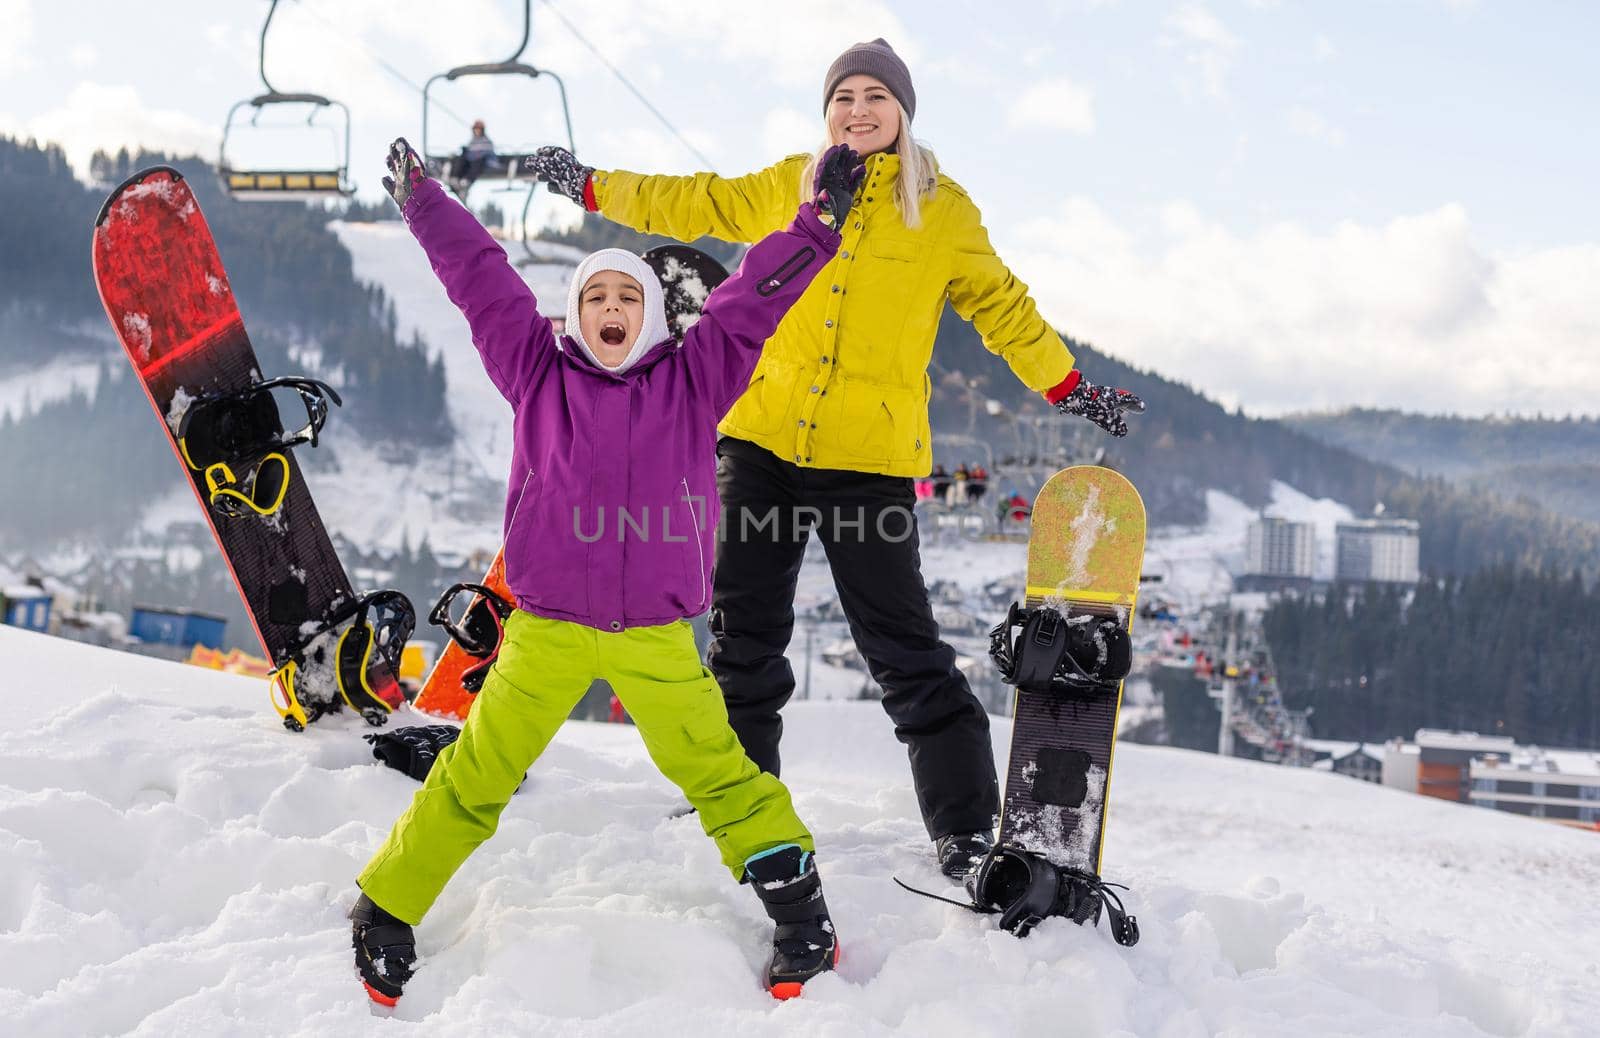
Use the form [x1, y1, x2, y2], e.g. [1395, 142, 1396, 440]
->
[447, 119, 497, 191]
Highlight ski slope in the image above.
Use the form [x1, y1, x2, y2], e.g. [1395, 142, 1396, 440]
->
[3, 625, 1597, 1036]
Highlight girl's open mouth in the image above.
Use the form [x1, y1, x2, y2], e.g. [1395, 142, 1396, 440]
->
[600, 322, 626, 346]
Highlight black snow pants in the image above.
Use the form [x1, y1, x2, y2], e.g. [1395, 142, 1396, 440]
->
[706, 437, 999, 840]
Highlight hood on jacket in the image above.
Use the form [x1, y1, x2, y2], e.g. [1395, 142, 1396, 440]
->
[564, 248, 671, 375]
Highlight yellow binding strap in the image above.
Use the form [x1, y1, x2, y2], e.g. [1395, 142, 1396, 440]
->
[204, 453, 290, 518]
[268, 660, 310, 731]
[335, 622, 393, 715]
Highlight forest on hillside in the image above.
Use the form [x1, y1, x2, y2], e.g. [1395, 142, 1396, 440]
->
[1262, 568, 1600, 749]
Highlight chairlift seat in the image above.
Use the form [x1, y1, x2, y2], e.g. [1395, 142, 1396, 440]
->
[222, 167, 352, 200]
[424, 152, 542, 186]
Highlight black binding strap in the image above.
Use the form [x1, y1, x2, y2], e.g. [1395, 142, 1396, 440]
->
[894, 843, 1139, 947]
[989, 602, 1133, 694]
[429, 582, 514, 658]
[177, 376, 342, 471]
[429, 581, 514, 693]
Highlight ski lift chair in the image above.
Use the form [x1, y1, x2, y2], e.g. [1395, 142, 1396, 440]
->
[217, 3, 354, 201]
[219, 92, 355, 201]
[421, 60, 577, 195]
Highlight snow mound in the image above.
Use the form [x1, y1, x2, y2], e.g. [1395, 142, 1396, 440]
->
[3, 626, 1596, 1035]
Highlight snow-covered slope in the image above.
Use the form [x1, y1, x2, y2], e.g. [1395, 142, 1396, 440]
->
[3, 625, 1596, 1036]
[332, 220, 571, 491]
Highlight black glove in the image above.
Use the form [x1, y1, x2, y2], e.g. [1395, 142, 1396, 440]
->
[812, 143, 865, 227]
[1056, 376, 1146, 438]
[382, 137, 428, 209]
[364, 724, 461, 783]
[525, 145, 595, 207]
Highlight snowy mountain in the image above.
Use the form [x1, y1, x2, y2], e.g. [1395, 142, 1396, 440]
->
[2, 624, 1596, 1035]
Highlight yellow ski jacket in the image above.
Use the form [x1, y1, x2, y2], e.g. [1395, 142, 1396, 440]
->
[591, 151, 1075, 477]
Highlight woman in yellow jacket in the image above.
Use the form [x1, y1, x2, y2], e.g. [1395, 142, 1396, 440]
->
[530, 39, 1143, 878]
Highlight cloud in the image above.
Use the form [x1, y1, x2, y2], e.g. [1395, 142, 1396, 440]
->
[0, 0, 34, 76]
[1001, 199, 1600, 417]
[1313, 34, 1337, 62]
[536, 0, 915, 92]
[1161, 2, 1240, 99]
[1008, 77, 1096, 135]
[764, 106, 820, 160]
[1287, 105, 1344, 147]
[68, 44, 98, 71]
[7, 82, 218, 178]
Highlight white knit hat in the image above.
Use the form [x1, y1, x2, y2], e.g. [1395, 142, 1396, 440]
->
[564, 248, 670, 374]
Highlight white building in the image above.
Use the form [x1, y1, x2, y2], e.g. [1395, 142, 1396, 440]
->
[1469, 749, 1600, 827]
[1335, 519, 1420, 584]
[1381, 738, 1419, 793]
[1246, 517, 1316, 579]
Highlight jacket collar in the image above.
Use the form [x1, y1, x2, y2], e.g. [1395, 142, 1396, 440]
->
[557, 333, 679, 382]
[865, 151, 900, 179]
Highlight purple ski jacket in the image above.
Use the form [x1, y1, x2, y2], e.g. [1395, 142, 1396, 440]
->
[401, 178, 840, 631]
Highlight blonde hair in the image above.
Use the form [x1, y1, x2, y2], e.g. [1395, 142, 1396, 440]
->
[800, 102, 938, 229]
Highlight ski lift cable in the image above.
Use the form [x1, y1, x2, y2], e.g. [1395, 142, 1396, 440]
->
[287, 0, 473, 133]
[537, 0, 719, 172]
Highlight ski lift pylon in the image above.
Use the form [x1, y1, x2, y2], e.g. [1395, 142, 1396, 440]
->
[218, 0, 354, 201]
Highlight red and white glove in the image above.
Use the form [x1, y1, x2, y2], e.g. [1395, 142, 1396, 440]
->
[1053, 373, 1145, 438]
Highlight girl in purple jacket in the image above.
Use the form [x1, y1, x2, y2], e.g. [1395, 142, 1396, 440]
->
[350, 139, 864, 1005]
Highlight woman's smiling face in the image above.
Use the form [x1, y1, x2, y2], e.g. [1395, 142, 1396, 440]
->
[827, 74, 900, 157]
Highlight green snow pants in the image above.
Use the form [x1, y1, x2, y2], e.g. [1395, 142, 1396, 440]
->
[357, 611, 813, 924]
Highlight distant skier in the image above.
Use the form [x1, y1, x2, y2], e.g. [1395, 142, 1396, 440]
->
[349, 137, 865, 1006]
[529, 38, 1145, 880]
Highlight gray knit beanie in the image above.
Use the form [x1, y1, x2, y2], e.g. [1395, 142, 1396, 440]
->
[823, 38, 915, 123]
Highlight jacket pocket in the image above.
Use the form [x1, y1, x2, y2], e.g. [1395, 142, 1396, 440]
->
[503, 468, 541, 589]
[756, 246, 817, 297]
[504, 468, 590, 616]
[679, 478, 709, 613]
[868, 236, 924, 263]
[721, 369, 788, 435]
[837, 379, 925, 463]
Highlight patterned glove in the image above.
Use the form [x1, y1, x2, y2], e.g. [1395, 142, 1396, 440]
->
[525, 145, 595, 207]
[812, 143, 865, 227]
[382, 137, 428, 209]
[1055, 376, 1146, 437]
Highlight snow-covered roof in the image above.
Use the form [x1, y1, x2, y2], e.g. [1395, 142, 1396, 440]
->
[1415, 729, 1517, 753]
[1473, 748, 1600, 778]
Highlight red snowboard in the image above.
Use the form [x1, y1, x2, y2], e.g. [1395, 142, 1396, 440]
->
[92, 165, 408, 729]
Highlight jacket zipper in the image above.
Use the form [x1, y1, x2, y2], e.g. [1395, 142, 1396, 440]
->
[756, 246, 817, 298]
[507, 469, 536, 537]
[682, 477, 707, 610]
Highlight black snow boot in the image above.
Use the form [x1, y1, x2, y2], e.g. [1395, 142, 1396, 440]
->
[744, 844, 838, 999]
[936, 830, 995, 879]
[350, 892, 417, 1006]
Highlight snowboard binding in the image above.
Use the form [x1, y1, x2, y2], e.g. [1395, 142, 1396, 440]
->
[428, 582, 514, 693]
[270, 589, 416, 731]
[894, 844, 1140, 947]
[989, 602, 1132, 694]
[177, 376, 341, 519]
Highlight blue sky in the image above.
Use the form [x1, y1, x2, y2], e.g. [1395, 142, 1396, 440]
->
[3, 0, 1597, 416]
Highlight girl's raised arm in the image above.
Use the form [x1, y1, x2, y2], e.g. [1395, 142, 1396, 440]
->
[386, 139, 556, 406]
